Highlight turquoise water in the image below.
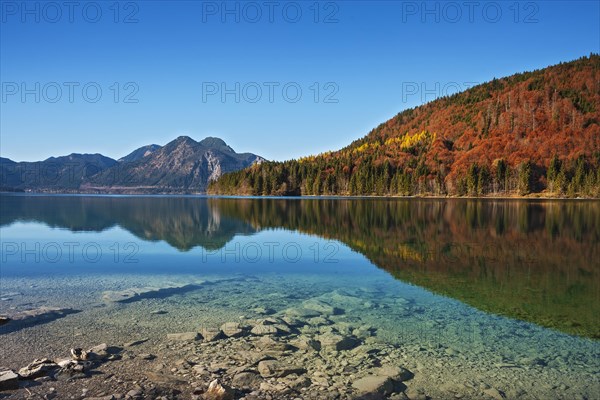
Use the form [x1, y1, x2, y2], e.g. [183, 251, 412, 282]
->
[1, 194, 599, 398]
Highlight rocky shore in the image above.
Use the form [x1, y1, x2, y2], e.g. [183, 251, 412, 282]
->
[1, 276, 599, 400]
[1, 307, 423, 400]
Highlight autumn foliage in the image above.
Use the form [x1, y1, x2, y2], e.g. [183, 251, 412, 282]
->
[210, 55, 600, 197]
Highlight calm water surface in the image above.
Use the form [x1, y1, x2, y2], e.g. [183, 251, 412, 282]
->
[1, 194, 599, 397]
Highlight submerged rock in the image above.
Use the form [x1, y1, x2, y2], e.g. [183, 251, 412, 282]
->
[290, 335, 321, 351]
[0, 370, 19, 391]
[220, 322, 244, 338]
[0, 316, 10, 326]
[257, 360, 306, 378]
[231, 371, 263, 389]
[375, 365, 414, 382]
[250, 324, 279, 336]
[352, 375, 395, 396]
[200, 327, 225, 342]
[318, 333, 360, 351]
[302, 299, 343, 315]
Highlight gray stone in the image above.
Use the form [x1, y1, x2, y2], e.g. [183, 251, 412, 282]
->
[18, 358, 58, 379]
[126, 389, 143, 399]
[220, 322, 244, 338]
[255, 336, 294, 352]
[257, 360, 306, 378]
[352, 375, 395, 396]
[231, 372, 262, 389]
[375, 365, 414, 381]
[318, 333, 360, 351]
[200, 327, 225, 342]
[290, 336, 321, 351]
[0, 370, 19, 391]
[250, 324, 279, 336]
[302, 299, 342, 315]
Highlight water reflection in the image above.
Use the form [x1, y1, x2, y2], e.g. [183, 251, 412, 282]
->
[1, 194, 599, 337]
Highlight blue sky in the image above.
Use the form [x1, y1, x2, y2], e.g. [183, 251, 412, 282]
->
[1, 0, 599, 162]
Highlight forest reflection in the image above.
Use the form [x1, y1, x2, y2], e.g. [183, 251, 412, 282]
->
[2, 195, 598, 337]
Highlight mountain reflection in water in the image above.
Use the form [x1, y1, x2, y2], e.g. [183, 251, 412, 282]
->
[1, 194, 598, 338]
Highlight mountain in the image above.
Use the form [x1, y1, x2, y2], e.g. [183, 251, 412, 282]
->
[0, 157, 16, 165]
[0, 137, 262, 193]
[118, 144, 162, 163]
[0, 153, 118, 191]
[209, 54, 600, 197]
[83, 136, 264, 193]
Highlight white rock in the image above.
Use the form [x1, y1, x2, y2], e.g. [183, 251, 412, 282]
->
[204, 379, 235, 400]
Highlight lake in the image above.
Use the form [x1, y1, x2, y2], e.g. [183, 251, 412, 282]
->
[1, 194, 599, 399]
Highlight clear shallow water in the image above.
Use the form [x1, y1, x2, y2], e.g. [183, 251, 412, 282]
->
[1, 194, 599, 398]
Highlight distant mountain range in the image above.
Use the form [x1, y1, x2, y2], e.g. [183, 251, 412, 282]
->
[0, 137, 264, 194]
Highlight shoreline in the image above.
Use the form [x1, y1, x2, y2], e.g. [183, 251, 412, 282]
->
[2, 191, 599, 201]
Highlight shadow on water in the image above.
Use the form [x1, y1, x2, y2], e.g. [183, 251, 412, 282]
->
[0, 308, 81, 335]
[1, 194, 599, 338]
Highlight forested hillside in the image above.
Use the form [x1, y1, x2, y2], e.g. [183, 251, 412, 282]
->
[209, 55, 600, 197]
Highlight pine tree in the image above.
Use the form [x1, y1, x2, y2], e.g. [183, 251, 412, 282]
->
[518, 161, 532, 196]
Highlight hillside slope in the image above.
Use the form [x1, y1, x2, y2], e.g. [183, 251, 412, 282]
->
[209, 54, 600, 197]
[118, 144, 162, 163]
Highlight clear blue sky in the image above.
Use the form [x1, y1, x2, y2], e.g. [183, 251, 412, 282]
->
[1, 0, 599, 162]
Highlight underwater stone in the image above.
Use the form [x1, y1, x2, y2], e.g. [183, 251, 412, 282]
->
[257, 360, 306, 378]
[318, 333, 360, 351]
[352, 375, 395, 396]
[220, 322, 244, 338]
[302, 299, 343, 315]
[231, 371, 263, 389]
[0, 370, 19, 391]
[200, 327, 225, 342]
[250, 324, 279, 336]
